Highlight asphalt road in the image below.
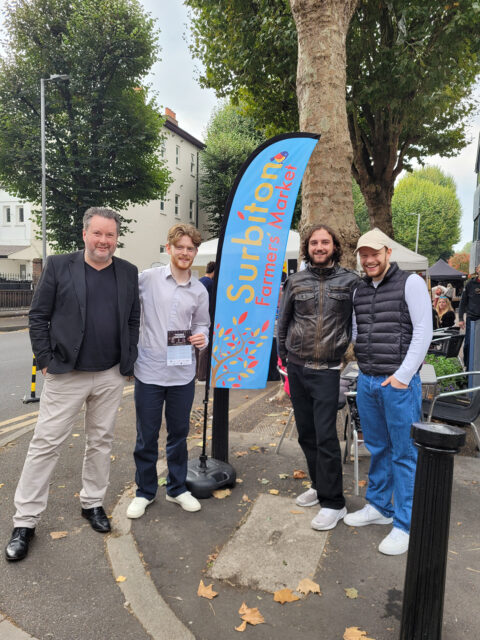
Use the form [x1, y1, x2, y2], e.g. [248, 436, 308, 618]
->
[0, 329, 44, 423]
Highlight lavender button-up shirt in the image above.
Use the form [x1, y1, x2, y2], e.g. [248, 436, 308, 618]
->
[134, 264, 210, 386]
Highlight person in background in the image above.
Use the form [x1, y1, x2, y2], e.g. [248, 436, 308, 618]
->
[197, 261, 215, 382]
[458, 264, 480, 370]
[436, 296, 455, 329]
[445, 283, 455, 301]
[432, 285, 447, 309]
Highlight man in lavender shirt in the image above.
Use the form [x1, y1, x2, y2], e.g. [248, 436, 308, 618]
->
[126, 224, 209, 518]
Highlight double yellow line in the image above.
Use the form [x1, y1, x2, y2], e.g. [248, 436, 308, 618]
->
[0, 384, 134, 445]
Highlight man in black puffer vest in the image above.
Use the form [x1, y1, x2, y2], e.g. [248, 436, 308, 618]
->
[343, 229, 432, 556]
[278, 224, 360, 531]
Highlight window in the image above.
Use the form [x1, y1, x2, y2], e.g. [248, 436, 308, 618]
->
[175, 194, 180, 217]
[160, 142, 166, 158]
[160, 199, 165, 213]
[159, 245, 166, 253]
[5, 207, 11, 223]
[189, 200, 194, 221]
[176, 145, 180, 166]
[20, 264, 26, 279]
[17, 206, 24, 223]
[190, 153, 195, 175]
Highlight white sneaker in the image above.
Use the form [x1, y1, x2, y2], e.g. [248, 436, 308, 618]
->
[295, 488, 319, 507]
[126, 497, 154, 519]
[311, 507, 347, 531]
[343, 504, 393, 527]
[166, 490, 201, 512]
[378, 528, 409, 555]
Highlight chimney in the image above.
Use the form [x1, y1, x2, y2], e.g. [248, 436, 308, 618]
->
[164, 108, 178, 126]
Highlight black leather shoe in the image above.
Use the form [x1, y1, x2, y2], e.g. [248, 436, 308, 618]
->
[81, 506, 111, 533]
[5, 527, 35, 561]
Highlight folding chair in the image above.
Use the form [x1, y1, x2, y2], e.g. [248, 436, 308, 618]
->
[422, 371, 480, 454]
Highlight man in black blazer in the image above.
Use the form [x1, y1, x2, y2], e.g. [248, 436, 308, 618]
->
[5, 207, 140, 561]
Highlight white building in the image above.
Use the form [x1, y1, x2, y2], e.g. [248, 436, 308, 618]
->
[0, 189, 42, 278]
[0, 108, 208, 275]
[116, 108, 207, 271]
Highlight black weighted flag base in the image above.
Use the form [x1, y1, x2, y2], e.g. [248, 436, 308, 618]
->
[186, 456, 236, 499]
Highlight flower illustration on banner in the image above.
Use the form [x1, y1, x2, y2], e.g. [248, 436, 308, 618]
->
[210, 312, 270, 388]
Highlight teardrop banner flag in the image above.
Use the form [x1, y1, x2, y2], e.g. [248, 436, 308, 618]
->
[210, 132, 320, 389]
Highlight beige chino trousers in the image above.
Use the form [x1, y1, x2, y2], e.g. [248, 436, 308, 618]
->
[13, 365, 125, 528]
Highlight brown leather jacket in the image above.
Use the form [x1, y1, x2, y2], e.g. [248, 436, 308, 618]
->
[277, 264, 360, 366]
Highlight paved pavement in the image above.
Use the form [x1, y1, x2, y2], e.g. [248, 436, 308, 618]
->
[0, 316, 479, 639]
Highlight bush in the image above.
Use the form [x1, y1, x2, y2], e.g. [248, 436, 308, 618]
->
[424, 355, 466, 391]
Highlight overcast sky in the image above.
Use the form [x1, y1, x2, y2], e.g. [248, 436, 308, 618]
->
[0, 0, 478, 249]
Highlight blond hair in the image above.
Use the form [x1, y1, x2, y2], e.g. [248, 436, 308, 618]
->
[437, 297, 454, 318]
[167, 223, 202, 248]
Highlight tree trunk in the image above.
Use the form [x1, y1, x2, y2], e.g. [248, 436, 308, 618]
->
[357, 174, 395, 237]
[290, 0, 359, 268]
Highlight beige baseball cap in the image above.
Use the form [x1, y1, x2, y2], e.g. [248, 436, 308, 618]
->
[354, 228, 390, 253]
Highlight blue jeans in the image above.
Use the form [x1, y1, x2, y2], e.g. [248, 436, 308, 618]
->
[356, 372, 421, 533]
[134, 377, 195, 500]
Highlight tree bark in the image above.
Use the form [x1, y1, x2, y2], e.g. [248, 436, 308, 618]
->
[290, 0, 359, 268]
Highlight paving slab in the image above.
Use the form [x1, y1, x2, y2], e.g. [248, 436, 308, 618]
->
[209, 493, 327, 592]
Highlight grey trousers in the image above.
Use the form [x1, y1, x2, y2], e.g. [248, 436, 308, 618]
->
[13, 365, 125, 528]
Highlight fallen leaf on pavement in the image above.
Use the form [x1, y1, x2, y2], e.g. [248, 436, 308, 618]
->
[358, 480, 367, 487]
[158, 477, 167, 486]
[297, 578, 321, 595]
[72, 433, 80, 437]
[236, 478, 243, 483]
[241, 494, 251, 502]
[273, 588, 299, 604]
[0, 484, 4, 488]
[290, 510, 304, 514]
[301, 481, 311, 487]
[235, 451, 248, 457]
[212, 488, 231, 499]
[268, 489, 279, 495]
[343, 626, 375, 639]
[345, 587, 359, 599]
[269, 443, 277, 447]
[250, 445, 260, 451]
[197, 579, 218, 600]
[207, 552, 219, 563]
[278, 473, 289, 479]
[238, 602, 265, 625]
[235, 620, 247, 632]
[116, 576, 127, 583]
[50, 531, 68, 540]
[293, 470, 307, 479]
[260, 478, 270, 485]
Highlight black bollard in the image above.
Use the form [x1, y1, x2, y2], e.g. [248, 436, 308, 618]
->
[211, 387, 229, 463]
[399, 422, 465, 640]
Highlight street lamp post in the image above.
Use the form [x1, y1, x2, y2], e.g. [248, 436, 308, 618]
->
[406, 212, 421, 254]
[40, 74, 69, 263]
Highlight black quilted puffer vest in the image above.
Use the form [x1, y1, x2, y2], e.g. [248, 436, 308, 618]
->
[353, 262, 412, 376]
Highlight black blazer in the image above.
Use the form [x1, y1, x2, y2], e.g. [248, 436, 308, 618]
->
[29, 251, 140, 376]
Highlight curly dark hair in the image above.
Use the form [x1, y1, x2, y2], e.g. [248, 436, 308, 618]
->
[301, 224, 343, 264]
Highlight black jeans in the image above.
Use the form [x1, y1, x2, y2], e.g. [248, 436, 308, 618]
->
[287, 363, 344, 509]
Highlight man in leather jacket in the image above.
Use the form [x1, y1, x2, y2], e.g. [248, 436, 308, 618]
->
[278, 224, 360, 531]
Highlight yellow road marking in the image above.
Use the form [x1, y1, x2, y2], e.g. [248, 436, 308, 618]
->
[0, 418, 37, 436]
[0, 411, 39, 428]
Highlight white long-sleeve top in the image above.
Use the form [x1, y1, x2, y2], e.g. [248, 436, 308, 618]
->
[352, 273, 432, 385]
[134, 264, 210, 386]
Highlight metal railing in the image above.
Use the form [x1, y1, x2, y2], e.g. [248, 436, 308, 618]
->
[0, 289, 33, 309]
